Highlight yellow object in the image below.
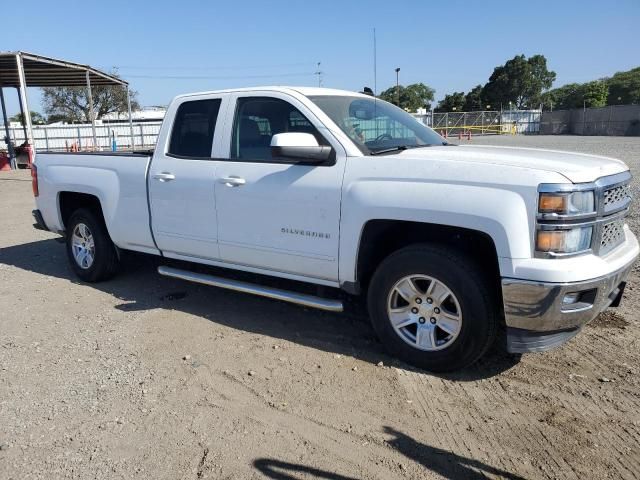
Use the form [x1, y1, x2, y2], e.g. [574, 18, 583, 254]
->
[434, 125, 516, 135]
[539, 193, 567, 213]
[536, 231, 565, 252]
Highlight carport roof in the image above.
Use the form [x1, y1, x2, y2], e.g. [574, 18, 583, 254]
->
[0, 51, 127, 87]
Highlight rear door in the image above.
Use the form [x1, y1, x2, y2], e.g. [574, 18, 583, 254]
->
[148, 94, 229, 259]
[213, 92, 346, 282]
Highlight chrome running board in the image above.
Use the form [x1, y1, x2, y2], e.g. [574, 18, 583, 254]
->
[158, 266, 344, 312]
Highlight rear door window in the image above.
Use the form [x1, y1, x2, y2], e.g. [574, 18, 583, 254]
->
[168, 99, 221, 158]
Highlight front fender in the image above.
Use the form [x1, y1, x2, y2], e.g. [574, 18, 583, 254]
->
[338, 179, 536, 284]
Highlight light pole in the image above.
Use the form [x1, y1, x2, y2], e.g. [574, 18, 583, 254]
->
[395, 67, 401, 107]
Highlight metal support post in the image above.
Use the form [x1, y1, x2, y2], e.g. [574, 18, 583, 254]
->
[86, 71, 98, 150]
[126, 86, 135, 150]
[15, 53, 34, 146]
[0, 86, 17, 168]
[16, 87, 27, 140]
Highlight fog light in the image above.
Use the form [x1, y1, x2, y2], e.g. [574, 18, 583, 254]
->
[562, 292, 581, 305]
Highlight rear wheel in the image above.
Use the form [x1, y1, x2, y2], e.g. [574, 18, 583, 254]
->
[367, 244, 498, 372]
[66, 208, 119, 282]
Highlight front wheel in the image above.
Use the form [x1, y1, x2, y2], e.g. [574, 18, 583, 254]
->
[66, 208, 119, 282]
[367, 244, 498, 372]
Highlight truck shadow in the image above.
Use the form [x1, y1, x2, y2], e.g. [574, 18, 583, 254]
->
[0, 238, 521, 380]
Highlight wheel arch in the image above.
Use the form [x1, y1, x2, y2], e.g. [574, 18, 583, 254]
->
[58, 191, 108, 233]
[350, 220, 502, 302]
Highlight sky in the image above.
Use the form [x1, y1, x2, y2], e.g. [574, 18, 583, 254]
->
[1, 0, 639, 116]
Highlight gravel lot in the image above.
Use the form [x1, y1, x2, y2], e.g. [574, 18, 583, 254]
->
[1, 135, 639, 479]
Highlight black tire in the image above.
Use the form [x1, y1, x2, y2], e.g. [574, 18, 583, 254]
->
[367, 244, 498, 372]
[66, 208, 119, 282]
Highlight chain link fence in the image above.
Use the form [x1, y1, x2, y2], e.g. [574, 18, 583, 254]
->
[413, 110, 541, 136]
[540, 105, 640, 136]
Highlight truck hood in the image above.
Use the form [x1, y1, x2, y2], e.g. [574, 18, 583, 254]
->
[393, 144, 628, 183]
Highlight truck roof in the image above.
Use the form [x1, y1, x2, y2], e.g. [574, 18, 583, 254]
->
[175, 86, 370, 100]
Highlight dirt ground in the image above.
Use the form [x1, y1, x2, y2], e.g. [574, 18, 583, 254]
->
[1, 135, 639, 480]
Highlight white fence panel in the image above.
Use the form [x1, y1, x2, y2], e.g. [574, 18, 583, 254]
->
[7, 121, 163, 152]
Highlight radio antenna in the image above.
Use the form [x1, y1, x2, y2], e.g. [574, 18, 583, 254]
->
[373, 28, 378, 137]
[373, 28, 377, 95]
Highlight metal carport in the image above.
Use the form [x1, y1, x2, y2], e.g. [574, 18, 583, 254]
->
[0, 51, 135, 168]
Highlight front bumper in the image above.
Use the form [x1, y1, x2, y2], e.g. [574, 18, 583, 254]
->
[502, 257, 636, 353]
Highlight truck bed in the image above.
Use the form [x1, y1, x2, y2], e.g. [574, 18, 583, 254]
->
[34, 151, 158, 255]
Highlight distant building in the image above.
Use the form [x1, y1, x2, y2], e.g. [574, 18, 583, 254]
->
[101, 106, 166, 124]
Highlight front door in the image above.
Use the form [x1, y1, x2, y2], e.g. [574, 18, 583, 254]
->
[214, 93, 345, 282]
[148, 94, 229, 260]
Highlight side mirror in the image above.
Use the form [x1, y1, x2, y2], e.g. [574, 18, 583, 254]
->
[270, 132, 332, 163]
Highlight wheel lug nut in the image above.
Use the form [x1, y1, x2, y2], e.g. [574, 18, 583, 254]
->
[411, 307, 419, 314]
[418, 317, 426, 324]
[430, 317, 436, 324]
[434, 307, 440, 314]
[426, 298, 433, 304]
[415, 298, 422, 304]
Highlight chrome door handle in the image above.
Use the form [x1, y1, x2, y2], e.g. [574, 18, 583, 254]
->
[153, 172, 176, 182]
[219, 176, 246, 187]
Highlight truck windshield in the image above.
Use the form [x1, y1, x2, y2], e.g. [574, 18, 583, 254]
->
[308, 95, 447, 155]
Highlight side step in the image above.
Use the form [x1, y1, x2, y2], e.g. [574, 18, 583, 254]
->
[158, 266, 344, 312]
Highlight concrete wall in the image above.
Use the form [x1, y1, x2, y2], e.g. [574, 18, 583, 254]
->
[540, 105, 640, 136]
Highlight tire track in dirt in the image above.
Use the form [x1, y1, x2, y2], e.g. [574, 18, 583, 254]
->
[397, 370, 537, 479]
[560, 337, 640, 479]
[404, 374, 473, 463]
[133, 351, 409, 480]
[395, 356, 640, 480]
[465, 376, 579, 479]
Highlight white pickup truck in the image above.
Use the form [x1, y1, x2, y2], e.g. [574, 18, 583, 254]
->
[31, 87, 638, 371]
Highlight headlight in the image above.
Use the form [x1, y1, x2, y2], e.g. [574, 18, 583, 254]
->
[538, 191, 595, 216]
[536, 226, 593, 255]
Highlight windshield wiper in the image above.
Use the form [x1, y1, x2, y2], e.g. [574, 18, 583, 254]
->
[369, 145, 410, 155]
[369, 144, 442, 155]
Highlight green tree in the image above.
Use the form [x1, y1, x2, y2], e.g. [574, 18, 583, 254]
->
[41, 73, 140, 123]
[482, 54, 556, 109]
[583, 80, 608, 108]
[9, 111, 46, 125]
[607, 67, 640, 105]
[434, 92, 466, 112]
[541, 83, 583, 110]
[542, 80, 609, 110]
[463, 85, 484, 111]
[378, 83, 435, 111]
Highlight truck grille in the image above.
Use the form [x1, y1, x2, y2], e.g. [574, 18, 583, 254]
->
[603, 183, 632, 214]
[595, 173, 632, 256]
[600, 219, 625, 256]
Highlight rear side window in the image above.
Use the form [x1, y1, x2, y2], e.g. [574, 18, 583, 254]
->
[168, 99, 221, 158]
